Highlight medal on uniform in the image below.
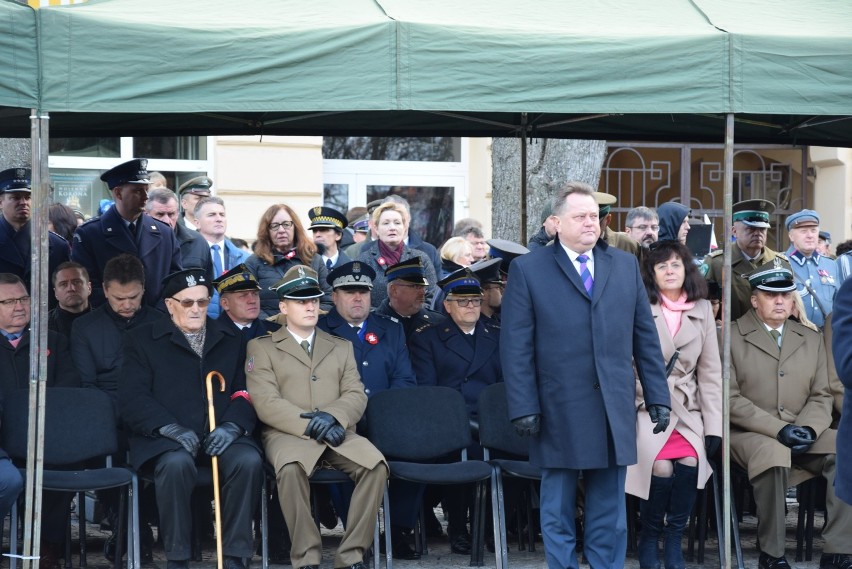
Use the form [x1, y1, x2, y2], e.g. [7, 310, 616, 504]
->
[365, 332, 378, 345]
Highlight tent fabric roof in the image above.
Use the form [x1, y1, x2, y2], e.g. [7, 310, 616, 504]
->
[0, 1, 38, 110]
[1, 0, 851, 144]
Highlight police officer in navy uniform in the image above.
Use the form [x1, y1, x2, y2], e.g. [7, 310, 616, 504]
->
[213, 264, 282, 340]
[72, 159, 182, 308]
[374, 257, 445, 342]
[408, 268, 502, 554]
[470, 258, 504, 326]
[486, 238, 529, 283]
[309, 206, 352, 270]
[0, 167, 71, 309]
[317, 261, 423, 560]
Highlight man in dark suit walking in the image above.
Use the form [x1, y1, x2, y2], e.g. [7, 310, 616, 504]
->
[501, 182, 671, 569]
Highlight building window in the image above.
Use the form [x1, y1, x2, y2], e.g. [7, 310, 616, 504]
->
[323, 137, 461, 162]
[49, 138, 120, 158]
[134, 137, 207, 160]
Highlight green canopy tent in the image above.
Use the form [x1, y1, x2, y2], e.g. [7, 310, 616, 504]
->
[4, 1, 852, 568]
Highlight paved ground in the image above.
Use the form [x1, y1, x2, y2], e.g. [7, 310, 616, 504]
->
[5, 499, 828, 569]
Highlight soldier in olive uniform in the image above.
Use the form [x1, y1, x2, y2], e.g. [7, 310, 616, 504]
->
[730, 262, 852, 569]
[704, 199, 790, 322]
[593, 190, 641, 257]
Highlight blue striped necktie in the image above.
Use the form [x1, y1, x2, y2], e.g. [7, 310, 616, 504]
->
[577, 254, 593, 296]
[211, 244, 223, 278]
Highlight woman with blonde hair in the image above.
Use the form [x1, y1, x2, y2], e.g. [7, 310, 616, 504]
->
[439, 237, 475, 278]
[358, 201, 437, 308]
[626, 239, 723, 569]
[245, 204, 331, 317]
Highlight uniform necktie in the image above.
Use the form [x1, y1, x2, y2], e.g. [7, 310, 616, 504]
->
[300, 340, 311, 356]
[769, 329, 782, 350]
[577, 254, 593, 296]
[326, 258, 333, 269]
[211, 244, 223, 278]
[128, 220, 138, 239]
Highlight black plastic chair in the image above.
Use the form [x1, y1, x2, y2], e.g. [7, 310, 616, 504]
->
[3, 388, 140, 569]
[365, 386, 499, 568]
[476, 382, 541, 569]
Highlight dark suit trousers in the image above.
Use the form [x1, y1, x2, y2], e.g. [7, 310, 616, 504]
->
[152, 445, 263, 560]
[540, 466, 627, 569]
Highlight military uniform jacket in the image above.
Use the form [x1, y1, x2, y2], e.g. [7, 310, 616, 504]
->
[730, 309, 835, 482]
[704, 245, 788, 322]
[409, 319, 502, 418]
[374, 298, 446, 342]
[216, 312, 282, 341]
[119, 317, 258, 470]
[0, 329, 80, 395]
[786, 249, 839, 328]
[72, 207, 182, 308]
[604, 226, 640, 257]
[626, 300, 723, 499]
[318, 309, 416, 398]
[0, 217, 70, 310]
[246, 327, 385, 476]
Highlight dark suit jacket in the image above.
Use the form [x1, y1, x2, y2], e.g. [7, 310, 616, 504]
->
[318, 309, 416, 397]
[501, 239, 670, 469]
[72, 207, 182, 307]
[409, 319, 501, 417]
[829, 276, 852, 504]
[0, 329, 80, 395]
[216, 312, 281, 341]
[0, 217, 70, 310]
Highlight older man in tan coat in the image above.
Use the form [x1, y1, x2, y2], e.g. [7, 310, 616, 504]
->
[246, 266, 387, 569]
[730, 261, 852, 569]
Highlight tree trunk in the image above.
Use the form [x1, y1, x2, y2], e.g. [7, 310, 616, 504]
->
[491, 138, 607, 243]
[0, 138, 29, 169]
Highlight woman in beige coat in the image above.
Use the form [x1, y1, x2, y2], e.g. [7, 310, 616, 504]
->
[626, 240, 723, 569]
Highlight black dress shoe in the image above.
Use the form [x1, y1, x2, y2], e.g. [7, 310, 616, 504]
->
[821, 553, 852, 569]
[166, 561, 190, 569]
[449, 531, 472, 555]
[297, 566, 319, 569]
[758, 552, 791, 569]
[334, 563, 366, 569]
[223, 557, 247, 569]
[393, 539, 421, 560]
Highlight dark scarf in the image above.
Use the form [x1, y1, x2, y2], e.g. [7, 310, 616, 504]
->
[378, 240, 404, 267]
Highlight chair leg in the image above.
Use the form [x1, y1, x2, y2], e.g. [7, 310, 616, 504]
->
[468, 481, 487, 567]
[805, 482, 815, 562]
[697, 484, 708, 564]
[10, 499, 17, 569]
[261, 483, 268, 569]
[65, 502, 73, 569]
[490, 468, 507, 569]
[382, 486, 393, 569]
[79, 492, 88, 568]
[524, 482, 535, 552]
[115, 489, 127, 569]
[728, 479, 745, 569]
[132, 476, 141, 569]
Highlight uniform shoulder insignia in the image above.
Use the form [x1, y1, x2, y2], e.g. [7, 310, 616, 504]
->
[81, 216, 100, 226]
[48, 230, 68, 243]
[254, 332, 273, 339]
[373, 313, 396, 324]
[708, 249, 723, 258]
[775, 252, 789, 261]
[414, 323, 432, 334]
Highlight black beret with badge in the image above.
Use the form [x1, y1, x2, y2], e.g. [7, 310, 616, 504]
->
[0, 167, 31, 194]
[101, 158, 150, 190]
[308, 206, 348, 232]
[327, 261, 376, 289]
[212, 263, 260, 295]
[161, 268, 213, 299]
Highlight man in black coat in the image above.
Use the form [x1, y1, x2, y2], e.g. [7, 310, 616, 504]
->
[145, 187, 214, 279]
[213, 264, 281, 340]
[47, 262, 93, 338]
[72, 159, 182, 308]
[119, 269, 263, 569]
[0, 388, 23, 525]
[0, 167, 71, 310]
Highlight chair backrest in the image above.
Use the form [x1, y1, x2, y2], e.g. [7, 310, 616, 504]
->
[2, 388, 119, 466]
[477, 382, 530, 458]
[366, 386, 472, 461]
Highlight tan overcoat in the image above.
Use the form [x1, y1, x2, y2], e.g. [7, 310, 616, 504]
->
[246, 327, 385, 476]
[729, 309, 836, 483]
[626, 299, 723, 499]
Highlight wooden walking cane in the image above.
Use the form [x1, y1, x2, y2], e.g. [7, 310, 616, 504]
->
[205, 371, 226, 569]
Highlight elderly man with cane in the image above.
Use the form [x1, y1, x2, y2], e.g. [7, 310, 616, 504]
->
[120, 268, 263, 569]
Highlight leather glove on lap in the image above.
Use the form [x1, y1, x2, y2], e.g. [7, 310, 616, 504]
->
[203, 422, 243, 456]
[323, 424, 346, 447]
[158, 423, 200, 457]
[300, 411, 338, 442]
[777, 424, 815, 455]
[704, 435, 722, 457]
[647, 405, 670, 434]
[512, 414, 540, 437]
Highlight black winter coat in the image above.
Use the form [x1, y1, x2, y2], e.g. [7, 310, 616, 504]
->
[0, 329, 80, 395]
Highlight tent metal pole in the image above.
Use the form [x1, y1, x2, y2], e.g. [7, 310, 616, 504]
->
[23, 109, 50, 569]
[520, 112, 528, 244]
[722, 112, 734, 569]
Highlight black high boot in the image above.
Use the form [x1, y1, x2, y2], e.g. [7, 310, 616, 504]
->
[663, 463, 698, 569]
[638, 475, 674, 569]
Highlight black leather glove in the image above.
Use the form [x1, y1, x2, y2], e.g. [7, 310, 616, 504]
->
[704, 435, 722, 457]
[512, 414, 541, 437]
[323, 424, 346, 447]
[777, 424, 815, 455]
[158, 423, 200, 457]
[647, 405, 670, 434]
[300, 411, 338, 442]
[203, 422, 243, 456]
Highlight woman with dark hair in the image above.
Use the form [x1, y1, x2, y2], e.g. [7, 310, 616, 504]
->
[49, 203, 79, 243]
[244, 204, 332, 317]
[626, 239, 723, 569]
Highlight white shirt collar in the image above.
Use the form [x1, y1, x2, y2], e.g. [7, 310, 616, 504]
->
[287, 328, 315, 348]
